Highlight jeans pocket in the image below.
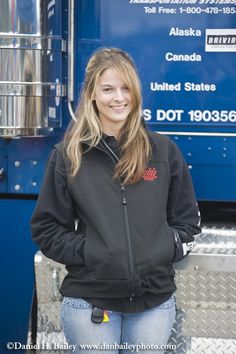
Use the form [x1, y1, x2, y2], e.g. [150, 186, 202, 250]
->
[62, 297, 92, 309]
[60, 297, 93, 349]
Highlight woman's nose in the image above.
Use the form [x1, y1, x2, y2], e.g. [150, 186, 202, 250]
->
[114, 89, 125, 101]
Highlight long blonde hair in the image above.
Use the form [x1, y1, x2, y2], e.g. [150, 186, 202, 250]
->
[64, 47, 151, 185]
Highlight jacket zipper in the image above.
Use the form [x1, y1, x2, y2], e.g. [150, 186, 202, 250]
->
[120, 184, 136, 301]
[100, 139, 136, 301]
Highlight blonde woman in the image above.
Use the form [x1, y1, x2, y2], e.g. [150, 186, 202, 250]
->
[31, 48, 201, 354]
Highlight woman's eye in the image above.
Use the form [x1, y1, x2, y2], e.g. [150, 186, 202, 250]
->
[102, 87, 112, 92]
[123, 86, 129, 92]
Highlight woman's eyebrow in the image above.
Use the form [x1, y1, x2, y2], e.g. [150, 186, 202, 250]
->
[100, 83, 113, 87]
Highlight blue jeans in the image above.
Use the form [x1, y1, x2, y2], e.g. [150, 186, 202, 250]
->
[61, 295, 176, 354]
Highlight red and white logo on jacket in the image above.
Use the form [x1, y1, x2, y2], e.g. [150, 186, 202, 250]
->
[142, 167, 158, 181]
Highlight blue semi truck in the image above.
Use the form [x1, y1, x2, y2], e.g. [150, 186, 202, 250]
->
[0, 0, 235, 353]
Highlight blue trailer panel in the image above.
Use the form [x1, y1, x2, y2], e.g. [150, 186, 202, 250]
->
[0, 0, 235, 352]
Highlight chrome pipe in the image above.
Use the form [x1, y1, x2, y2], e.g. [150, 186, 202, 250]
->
[0, 0, 65, 136]
[68, 0, 77, 122]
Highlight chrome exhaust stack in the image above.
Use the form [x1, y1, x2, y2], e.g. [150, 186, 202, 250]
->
[0, 0, 65, 137]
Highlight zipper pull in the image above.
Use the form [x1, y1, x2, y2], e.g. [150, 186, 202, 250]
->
[121, 185, 127, 205]
[122, 197, 127, 205]
[129, 293, 135, 301]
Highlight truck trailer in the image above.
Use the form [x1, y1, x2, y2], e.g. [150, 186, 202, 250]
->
[0, 0, 236, 353]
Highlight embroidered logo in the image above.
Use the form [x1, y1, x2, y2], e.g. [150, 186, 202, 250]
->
[142, 167, 158, 181]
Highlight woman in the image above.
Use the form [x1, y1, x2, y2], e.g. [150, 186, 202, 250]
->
[31, 48, 201, 353]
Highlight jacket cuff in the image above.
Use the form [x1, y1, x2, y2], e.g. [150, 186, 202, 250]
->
[172, 230, 184, 262]
[172, 229, 195, 263]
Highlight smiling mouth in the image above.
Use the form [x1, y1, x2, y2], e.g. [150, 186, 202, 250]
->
[110, 104, 128, 110]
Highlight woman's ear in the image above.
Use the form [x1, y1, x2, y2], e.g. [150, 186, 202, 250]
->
[92, 92, 96, 101]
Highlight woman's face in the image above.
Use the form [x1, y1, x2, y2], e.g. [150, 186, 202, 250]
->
[93, 68, 133, 137]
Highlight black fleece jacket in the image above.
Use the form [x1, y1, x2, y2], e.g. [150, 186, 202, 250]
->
[31, 131, 201, 311]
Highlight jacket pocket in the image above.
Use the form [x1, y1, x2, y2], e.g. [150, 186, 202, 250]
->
[83, 226, 130, 280]
[83, 226, 108, 274]
[141, 222, 176, 275]
[165, 225, 176, 263]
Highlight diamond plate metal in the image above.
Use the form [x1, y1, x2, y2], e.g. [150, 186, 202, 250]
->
[174, 270, 236, 339]
[33, 253, 68, 354]
[34, 252, 66, 303]
[33, 225, 236, 354]
[193, 225, 236, 255]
